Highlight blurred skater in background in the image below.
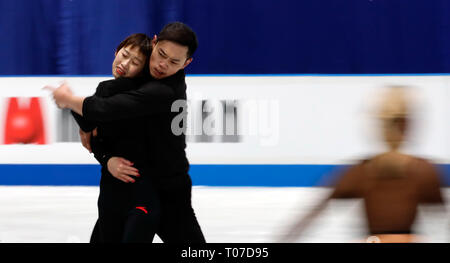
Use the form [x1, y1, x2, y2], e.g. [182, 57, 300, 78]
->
[279, 85, 447, 243]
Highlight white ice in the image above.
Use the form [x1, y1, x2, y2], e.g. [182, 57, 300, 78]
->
[0, 186, 448, 243]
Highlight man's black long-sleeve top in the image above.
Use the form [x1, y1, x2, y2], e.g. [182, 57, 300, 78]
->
[72, 70, 189, 182]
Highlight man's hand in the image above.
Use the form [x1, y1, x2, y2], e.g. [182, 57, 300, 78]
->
[107, 157, 140, 183]
[79, 128, 97, 153]
[44, 81, 74, 108]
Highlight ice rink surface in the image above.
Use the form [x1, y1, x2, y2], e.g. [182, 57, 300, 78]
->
[0, 186, 448, 243]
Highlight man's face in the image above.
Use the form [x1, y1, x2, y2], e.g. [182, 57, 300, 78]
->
[112, 45, 146, 79]
[149, 40, 192, 79]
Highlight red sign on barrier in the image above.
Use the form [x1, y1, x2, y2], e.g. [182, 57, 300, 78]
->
[4, 97, 46, 144]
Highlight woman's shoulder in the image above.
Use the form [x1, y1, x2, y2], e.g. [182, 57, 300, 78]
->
[97, 77, 144, 96]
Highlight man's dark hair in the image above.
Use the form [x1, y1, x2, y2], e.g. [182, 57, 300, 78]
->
[158, 22, 198, 59]
[116, 33, 151, 59]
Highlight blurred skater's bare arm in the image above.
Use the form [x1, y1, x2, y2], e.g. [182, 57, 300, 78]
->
[278, 196, 330, 242]
[278, 164, 362, 242]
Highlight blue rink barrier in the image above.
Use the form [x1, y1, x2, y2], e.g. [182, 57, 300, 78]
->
[0, 164, 449, 187]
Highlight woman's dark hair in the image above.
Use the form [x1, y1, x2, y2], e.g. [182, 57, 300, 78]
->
[115, 33, 152, 59]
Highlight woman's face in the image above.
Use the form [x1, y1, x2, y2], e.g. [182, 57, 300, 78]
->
[112, 45, 146, 79]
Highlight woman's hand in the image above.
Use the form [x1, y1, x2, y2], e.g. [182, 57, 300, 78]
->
[44, 81, 74, 108]
[107, 157, 140, 183]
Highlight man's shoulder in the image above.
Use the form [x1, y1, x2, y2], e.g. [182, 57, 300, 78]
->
[161, 70, 186, 86]
[140, 71, 185, 92]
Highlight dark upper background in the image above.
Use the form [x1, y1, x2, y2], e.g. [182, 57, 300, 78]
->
[1, 0, 449, 75]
